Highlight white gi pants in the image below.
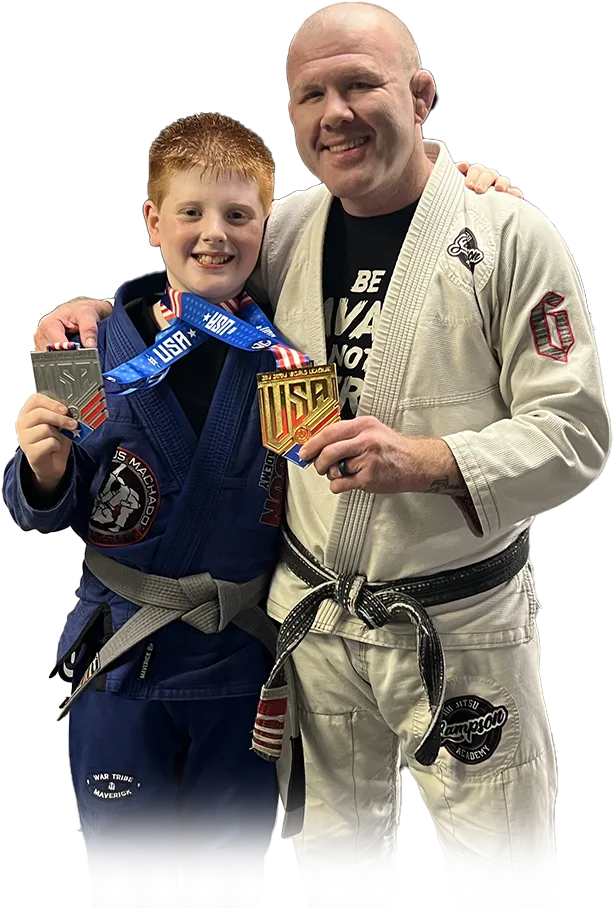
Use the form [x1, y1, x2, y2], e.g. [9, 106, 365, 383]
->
[285, 566, 557, 907]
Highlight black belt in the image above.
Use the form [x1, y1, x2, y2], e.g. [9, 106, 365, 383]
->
[255, 525, 530, 770]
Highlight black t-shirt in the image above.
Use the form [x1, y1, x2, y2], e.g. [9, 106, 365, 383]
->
[323, 196, 419, 419]
[126, 295, 228, 436]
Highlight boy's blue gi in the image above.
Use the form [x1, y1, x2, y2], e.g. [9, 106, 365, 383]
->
[3, 272, 285, 866]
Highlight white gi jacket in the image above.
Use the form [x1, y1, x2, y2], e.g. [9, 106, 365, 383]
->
[261, 141, 610, 648]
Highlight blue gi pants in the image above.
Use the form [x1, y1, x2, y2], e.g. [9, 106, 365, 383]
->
[69, 688, 278, 907]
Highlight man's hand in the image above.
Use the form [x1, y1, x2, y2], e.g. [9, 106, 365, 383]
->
[298, 416, 465, 495]
[34, 297, 113, 351]
[456, 161, 523, 198]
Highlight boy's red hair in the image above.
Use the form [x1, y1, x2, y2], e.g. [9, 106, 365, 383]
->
[148, 112, 274, 209]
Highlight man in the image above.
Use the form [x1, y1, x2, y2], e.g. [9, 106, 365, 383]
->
[33, 2, 610, 903]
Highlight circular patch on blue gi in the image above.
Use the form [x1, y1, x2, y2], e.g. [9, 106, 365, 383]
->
[88, 447, 160, 546]
[85, 772, 141, 801]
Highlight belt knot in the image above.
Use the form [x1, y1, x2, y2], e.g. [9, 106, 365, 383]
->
[335, 574, 389, 629]
[335, 573, 366, 617]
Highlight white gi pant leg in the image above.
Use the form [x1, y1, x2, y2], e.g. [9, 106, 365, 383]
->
[287, 572, 557, 908]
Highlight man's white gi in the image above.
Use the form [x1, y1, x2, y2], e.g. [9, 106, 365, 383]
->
[259, 142, 610, 894]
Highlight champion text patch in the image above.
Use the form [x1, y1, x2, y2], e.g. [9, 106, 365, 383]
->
[89, 447, 160, 546]
[440, 694, 509, 764]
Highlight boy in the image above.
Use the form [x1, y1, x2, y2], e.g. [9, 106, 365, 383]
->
[4, 112, 283, 908]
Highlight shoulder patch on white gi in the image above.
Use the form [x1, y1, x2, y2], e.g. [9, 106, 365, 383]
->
[85, 771, 141, 802]
[530, 291, 575, 362]
[441, 212, 495, 295]
[413, 675, 520, 781]
[447, 228, 484, 272]
[88, 447, 160, 546]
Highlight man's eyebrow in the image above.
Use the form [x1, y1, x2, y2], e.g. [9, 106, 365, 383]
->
[294, 69, 383, 93]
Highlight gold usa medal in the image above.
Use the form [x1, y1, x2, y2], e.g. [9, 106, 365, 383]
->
[257, 363, 340, 457]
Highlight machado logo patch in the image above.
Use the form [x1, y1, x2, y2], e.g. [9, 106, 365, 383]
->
[440, 694, 509, 764]
[86, 772, 141, 801]
[89, 447, 160, 546]
[447, 227, 484, 272]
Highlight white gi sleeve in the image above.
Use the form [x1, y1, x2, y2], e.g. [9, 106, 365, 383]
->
[443, 201, 610, 537]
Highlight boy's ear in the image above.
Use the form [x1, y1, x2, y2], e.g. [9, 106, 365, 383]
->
[143, 200, 161, 247]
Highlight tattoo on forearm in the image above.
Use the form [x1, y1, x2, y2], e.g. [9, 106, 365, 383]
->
[427, 476, 469, 496]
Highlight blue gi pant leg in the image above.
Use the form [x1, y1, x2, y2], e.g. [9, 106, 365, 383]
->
[70, 691, 183, 907]
[69, 688, 278, 908]
[173, 697, 279, 908]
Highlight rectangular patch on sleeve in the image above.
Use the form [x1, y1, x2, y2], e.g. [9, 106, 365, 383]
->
[530, 291, 575, 362]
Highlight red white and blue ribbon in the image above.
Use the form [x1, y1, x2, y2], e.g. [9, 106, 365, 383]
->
[102, 288, 310, 395]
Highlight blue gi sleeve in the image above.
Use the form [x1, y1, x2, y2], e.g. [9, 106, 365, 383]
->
[3, 445, 97, 534]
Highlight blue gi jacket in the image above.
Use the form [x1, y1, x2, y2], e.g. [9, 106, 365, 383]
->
[3, 272, 285, 699]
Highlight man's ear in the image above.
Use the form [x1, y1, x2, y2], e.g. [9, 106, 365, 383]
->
[411, 70, 437, 125]
[143, 200, 161, 248]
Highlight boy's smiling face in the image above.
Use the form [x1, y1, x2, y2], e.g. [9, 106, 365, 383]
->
[144, 168, 268, 304]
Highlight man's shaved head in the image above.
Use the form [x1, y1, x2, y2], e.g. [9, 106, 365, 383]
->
[286, 1, 435, 216]
[287, 2, 421, 84]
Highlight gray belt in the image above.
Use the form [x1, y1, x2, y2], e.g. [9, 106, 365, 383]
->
[57, 546, 277, 719]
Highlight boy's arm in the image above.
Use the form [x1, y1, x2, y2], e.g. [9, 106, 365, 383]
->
[3, 446, 98, 534]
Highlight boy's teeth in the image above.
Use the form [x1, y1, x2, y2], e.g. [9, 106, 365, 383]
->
[328, 137, 368, 153]
[195, 253, 232, 264]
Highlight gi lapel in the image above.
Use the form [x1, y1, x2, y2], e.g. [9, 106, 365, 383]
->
[326, 142, 465, 575]
[153, 346, 265, 576]
[271, 187, 332, 365]
[105, 276, 197, 488]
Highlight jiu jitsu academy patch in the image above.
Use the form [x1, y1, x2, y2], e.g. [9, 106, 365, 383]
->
[88, 447, 160, 546]
[447, 227, 484, 273]
[440, 694, 508, 765]
[85, 772, 141, 801]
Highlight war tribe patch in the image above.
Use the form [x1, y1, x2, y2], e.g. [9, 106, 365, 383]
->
[447, 227, 484, 272]
[440, 695, 509, 764]
[85, 771, 141, 801]
[89, 447, 160, 546]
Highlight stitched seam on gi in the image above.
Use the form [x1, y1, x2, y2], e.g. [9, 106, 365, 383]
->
[501, 767, 514, 867]
[350, 711, 360, 862]
[398, 382, 500, 410]
[433, 764, 470, 896]
[387, 734, 401, 855]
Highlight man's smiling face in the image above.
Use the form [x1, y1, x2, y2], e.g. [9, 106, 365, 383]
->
[287, 18, 419, 216]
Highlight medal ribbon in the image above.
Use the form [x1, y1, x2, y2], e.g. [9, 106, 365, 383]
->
[103, 288, 310, 395]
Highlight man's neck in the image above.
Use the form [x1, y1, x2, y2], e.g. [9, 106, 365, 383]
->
[339, 148, 434, 218]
